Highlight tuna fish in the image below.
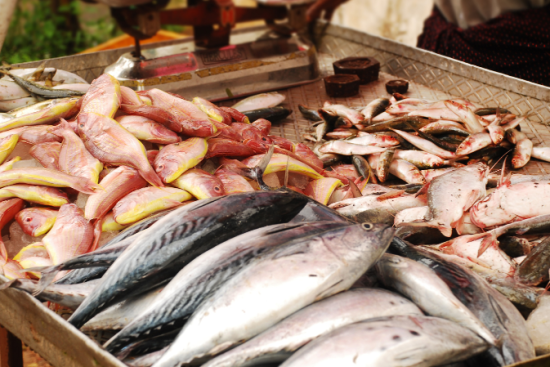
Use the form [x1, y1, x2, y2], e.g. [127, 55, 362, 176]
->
[104, 222, 354, 354]
[204, 288, 422, 367]
[151, 222, 393, 367]
[280, 315, 489, 367]
[67, 191, 308, 329]
[377, 253, 497, 345]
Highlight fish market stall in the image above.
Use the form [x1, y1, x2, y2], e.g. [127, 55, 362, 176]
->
[1, 22, 550, 367]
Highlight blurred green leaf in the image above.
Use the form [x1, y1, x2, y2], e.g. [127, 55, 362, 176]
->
[0, 0, 122, 64]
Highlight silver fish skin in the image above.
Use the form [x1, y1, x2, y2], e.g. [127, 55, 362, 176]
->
[104, 221, 353, 354]
[323, 102, 364, 125]
[376, 253, 497, 345]
[391, 238, 536, 364]
[82, 286, 164, 332]
[36, 233, 140, 293]
[424, 162, 488, 237]
[361, 98, 390, 123]
[127, 347, 168, 367]
[68, 191, 309, 329]
[151, 223, 394, 367]
[0, 278, 100, 309]
[54, 211, 173, 286]
[280, 315, 489, 367]
[203, 288, 422, 367]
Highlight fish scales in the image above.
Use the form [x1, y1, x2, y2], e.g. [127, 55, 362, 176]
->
[151, 223, 393, 367]
[104, 222, 352, 353]
[68, 191, 308, 329]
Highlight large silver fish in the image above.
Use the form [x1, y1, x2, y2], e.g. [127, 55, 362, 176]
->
[280, 315, 489, 367]
[377, 253, 497, 345]
[68, 191, 309, 329]
[104, 221, 353, 353]
[388, 238, 536, 365]
[151, 223, 394, 367]
[82, 286, 164, 332]
[204, 288, 422, 367]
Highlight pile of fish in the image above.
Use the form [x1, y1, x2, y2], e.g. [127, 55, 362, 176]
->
[0, 66, 547, 366]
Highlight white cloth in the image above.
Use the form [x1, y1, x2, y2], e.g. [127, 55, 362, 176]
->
[435, 0, 550, 29]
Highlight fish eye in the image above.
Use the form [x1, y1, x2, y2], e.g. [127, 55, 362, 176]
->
[362, 223, 374, 231]
[25, 217, 32, 222]
[215, 186, 221, 192]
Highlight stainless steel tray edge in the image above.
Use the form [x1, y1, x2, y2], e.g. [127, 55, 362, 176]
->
[315, 21, 550, 126]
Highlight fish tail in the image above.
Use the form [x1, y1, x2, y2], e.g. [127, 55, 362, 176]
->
[477, 234, 496, 257]
[32, 265, 62, 296]
[437, 225, 453, 237]
[139, 165, 164, 188]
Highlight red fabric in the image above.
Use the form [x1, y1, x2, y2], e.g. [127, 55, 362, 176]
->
[417, 6, 550, 86]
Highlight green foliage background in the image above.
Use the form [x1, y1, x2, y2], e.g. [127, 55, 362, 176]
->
[1, 0, 121, 64]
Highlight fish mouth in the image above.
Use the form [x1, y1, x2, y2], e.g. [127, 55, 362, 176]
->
[378, 225, 396, 247]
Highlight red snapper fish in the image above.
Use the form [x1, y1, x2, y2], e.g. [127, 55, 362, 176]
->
[77, 112, 163, 187]
[42, 204, 94, 265]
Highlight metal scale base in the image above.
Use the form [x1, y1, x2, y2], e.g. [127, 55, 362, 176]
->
[105, 28, 320, 101]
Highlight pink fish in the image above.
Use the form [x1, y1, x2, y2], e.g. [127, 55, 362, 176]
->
[80, 74, 121, 118]
[144, 89, 217, 137]
[251, 118, 271, 136]
[206, 138, 255, 159]
[0, 198, 25, 264]
[16, 208, 58, 237]
[304, 177, 343, 205]
[0, 168, 100, 194]
[172, 169, 225, 199]
[219, 107, 250, 123]
[42, 204, 94, 265]
[214, 167, 254, 194]
[154, 138, 208, 183]
[77, 112, 163, 187]
[53, 119, 103, 184]
[29, 142, 62, 170]
[116, 115, 181, 145]
[84, 166, 147, 220]
[112, 187, 192, 225]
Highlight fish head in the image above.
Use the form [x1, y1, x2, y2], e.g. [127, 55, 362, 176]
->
[462, 161, 490, 181]
[469, 188, 515, 228]
[154, 156, 181, 183]
[339, 222, 395, 255]
[16, 208, 57, 237]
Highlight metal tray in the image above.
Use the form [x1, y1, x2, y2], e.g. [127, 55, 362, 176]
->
[6, 22, 550, 367]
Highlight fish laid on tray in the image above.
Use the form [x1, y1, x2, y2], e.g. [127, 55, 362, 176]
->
[0, 70, 546, 367]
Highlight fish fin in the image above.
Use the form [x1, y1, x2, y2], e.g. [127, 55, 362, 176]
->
[254, 143, 275, 191]
[32, 265, 62, 296]
[89, 218, 103, 253]
[348, 180, 362, 198]
[498, 157, 511, 188]
[414, 183, 430, 198]
[438, 225, 453, 237]
[477, 234, 496, 257]
[0, 279, 18, 291]
[377, 189, 405, 201]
